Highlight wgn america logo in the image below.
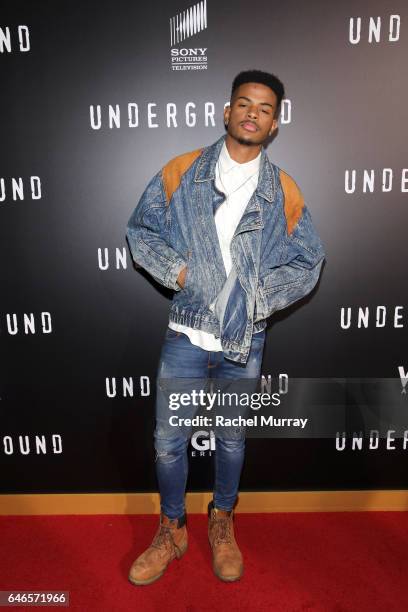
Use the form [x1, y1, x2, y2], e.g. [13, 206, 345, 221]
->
[191, 429, 215, 456]
[170, 0, 208, 71]
[399, 366, 408, 395]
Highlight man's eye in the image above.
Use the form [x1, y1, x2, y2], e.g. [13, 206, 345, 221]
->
[238, 103, 247, 107]
[262, 109, 270, 114]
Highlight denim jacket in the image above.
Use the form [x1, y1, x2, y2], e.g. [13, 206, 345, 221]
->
[126, 134, 325, 364]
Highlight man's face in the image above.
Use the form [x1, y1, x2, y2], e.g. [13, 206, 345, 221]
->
[224, 82, 279, 146]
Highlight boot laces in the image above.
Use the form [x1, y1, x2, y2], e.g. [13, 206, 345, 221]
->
[214, 517, 232, 545]
[151, 525, 174, 552]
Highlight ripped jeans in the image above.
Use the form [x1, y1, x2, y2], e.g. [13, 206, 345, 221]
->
[153, 326, 266, 520]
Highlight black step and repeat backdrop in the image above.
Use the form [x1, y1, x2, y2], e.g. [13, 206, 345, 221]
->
[1, 0, 407, 495]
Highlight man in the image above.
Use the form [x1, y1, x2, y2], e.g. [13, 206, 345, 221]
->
[126, 69, 325, 585]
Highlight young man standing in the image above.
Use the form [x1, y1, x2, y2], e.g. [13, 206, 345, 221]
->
[126, 70, 325, 584]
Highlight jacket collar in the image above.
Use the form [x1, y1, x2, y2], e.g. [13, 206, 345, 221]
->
[194, 133, 276, 203]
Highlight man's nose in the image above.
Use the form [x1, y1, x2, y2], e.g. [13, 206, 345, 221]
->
[247, 105, 258, 118]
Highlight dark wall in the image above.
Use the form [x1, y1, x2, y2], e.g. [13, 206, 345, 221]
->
[1, 0, 407, 493]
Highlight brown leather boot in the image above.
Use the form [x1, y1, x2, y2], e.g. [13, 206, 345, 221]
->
[208, 500, 243, 582]
[128, 513, 188, 586]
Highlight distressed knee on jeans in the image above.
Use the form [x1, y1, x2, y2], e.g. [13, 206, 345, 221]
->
[154, 438, 187, 463]
[154, 448, 179, 464]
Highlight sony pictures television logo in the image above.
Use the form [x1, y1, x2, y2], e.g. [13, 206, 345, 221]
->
[170, 0, 208, 71]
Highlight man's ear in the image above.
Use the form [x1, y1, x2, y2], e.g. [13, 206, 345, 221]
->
[224, 104, 231, 126]
[269, 118, 278, 136]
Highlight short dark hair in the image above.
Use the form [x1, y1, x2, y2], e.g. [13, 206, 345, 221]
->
[231, 69, 285, 111]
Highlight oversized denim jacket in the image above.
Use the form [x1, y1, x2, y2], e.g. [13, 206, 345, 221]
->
[126, 134, 325, 364]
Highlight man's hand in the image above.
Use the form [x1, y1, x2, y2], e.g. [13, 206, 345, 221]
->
[177, 266, 187, 289]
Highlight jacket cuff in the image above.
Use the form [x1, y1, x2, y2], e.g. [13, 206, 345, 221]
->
[166, 259, 187, 291]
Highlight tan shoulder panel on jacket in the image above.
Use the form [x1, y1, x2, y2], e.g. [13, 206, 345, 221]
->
[279, 169, 305, 235]
[162, 148, 203, 205]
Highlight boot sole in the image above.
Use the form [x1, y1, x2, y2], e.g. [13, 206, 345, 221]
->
[128, 570, 165, 586]
[128, 541, 188, 586]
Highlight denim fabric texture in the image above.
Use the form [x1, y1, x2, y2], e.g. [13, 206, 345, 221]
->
[154, 327, 266, 518]
[126, 133, 325, 364]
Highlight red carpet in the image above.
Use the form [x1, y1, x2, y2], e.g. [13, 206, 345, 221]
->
[0, 512, 407, 611]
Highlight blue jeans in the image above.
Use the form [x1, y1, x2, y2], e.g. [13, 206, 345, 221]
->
[153, 327, 266, 519]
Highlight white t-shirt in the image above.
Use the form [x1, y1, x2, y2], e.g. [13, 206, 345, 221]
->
[168, 141, 261, 350]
